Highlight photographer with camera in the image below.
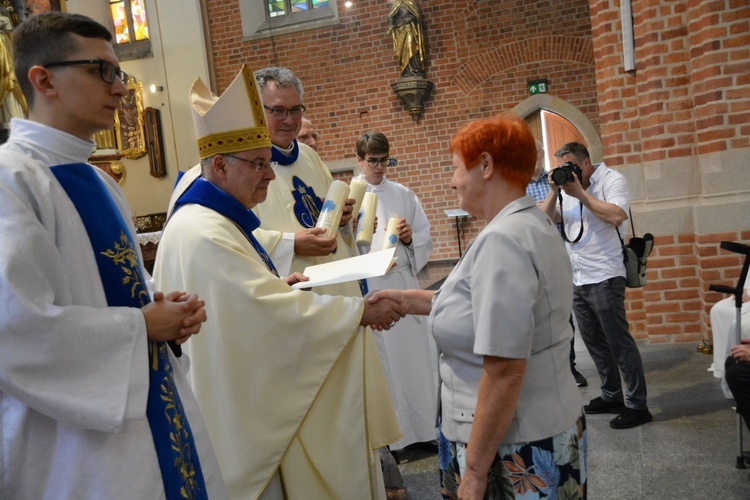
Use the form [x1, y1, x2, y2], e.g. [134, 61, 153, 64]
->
[541, 142, 651, 429]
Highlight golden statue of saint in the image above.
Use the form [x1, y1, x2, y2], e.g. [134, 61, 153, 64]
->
[387, 0, 427, 78]
[0, 0, 28, 139]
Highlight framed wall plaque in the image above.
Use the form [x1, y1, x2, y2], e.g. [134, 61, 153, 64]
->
[143, 107, 166, 178]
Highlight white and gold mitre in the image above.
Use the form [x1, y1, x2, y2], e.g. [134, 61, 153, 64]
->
[190, 65, 271, 159]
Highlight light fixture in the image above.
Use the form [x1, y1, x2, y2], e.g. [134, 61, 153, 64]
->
[344, 1, 352, 7]
[149, 84, 164, 93]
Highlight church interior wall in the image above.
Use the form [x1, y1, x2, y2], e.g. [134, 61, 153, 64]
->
[57, 0, 748, 344]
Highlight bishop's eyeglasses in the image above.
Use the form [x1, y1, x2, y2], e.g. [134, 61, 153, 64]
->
[224, 154, 277, 173]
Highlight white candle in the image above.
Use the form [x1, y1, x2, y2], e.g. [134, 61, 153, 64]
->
[349, 177, 368, 220]
[315, 180, 350, 238]
[355, 192, 378, 246]
[382, 216, 401, 250]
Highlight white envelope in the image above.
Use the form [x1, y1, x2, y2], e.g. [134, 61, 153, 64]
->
[291, 246, 397, 290]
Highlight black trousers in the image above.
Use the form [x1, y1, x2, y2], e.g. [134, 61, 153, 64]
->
[725, 355, 750, 432]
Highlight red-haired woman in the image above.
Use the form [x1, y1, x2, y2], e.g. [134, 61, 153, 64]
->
[370, 114, 586, 499]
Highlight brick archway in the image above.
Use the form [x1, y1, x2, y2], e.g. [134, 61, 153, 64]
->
[450, 36, 595, 95]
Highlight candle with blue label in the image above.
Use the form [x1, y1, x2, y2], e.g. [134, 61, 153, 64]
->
[355, 192, 378, 246]
[315, 180, 350, 237]
[382, 216, 401, 250]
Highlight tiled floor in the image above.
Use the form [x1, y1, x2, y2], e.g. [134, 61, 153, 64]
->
[397, 261, 750, 498]
[396, 338, 750, 499]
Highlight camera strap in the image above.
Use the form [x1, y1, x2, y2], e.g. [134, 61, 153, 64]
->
[557, 190, 584, 243]
[614, 208, 636, 262]
[602, 179, 633, 262]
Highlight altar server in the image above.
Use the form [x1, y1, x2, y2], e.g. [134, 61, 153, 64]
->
[0, 12, 224, 499]
[355, 131, 438, 451]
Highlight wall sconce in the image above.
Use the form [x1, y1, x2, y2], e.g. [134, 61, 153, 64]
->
[344, 1, 352, 7]
[149, 84, 164, 93]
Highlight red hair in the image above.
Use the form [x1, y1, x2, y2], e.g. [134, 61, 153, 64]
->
[449, 113, 537, 188]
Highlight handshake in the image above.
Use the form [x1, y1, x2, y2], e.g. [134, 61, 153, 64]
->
[360, 290, 409, 331]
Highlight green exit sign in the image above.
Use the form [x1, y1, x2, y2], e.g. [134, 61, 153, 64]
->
[528, 79, 548, 95]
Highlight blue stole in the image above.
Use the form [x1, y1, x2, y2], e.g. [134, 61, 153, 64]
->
[271, 138, 300, 166]
[50, 163, 208, 500]
[173, 176, 279, 276]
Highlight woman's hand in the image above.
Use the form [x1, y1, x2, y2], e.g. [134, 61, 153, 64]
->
[456, 471, 488, 500]
[458, 356, 526, 499]
[361, 294, 408, 329]
[367, 289, 435, 319]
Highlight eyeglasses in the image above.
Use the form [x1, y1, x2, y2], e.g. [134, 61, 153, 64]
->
[43, 59, 129, 85]
[263, 104, 306, 119]
[224, 154, 277, 172]
[364, 156, 397, 168]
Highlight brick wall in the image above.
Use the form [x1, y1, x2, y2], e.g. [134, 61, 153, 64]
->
[204, 0, 749, 343]
[204, 0, 599, 261]
[590, 0, 750, 342]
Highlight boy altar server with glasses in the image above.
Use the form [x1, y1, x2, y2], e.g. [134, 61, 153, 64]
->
[355, 132, 439, 453]
[0, 12, 224, 499]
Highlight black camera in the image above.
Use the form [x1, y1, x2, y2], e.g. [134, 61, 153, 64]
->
[550, 161, 582, 186]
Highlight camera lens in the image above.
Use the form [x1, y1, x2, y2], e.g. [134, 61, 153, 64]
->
[550, 167, 570, 186]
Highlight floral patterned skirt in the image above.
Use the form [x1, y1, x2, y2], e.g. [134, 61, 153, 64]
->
[439, 414, 587, 499]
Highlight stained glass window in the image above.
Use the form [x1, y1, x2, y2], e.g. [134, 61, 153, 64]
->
[268, 0, 285, 17]
[291, 0, 308, 13]
[110, 1, 129, 43]
[131, 0, 149, 41]
[266, 0, 328, 19]
[110, 0, 149, 45]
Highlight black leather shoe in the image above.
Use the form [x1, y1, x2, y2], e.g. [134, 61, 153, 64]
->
[584, 396, 626, 414]
[609, 408, 652, 429]
[409, 440, 439, 453]
[571, 368, 588, 387]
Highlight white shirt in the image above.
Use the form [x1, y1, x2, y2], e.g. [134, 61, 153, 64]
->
[560, 162, 630, 286]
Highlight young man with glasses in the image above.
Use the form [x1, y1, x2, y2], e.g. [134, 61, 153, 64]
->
[0, 11, 225, 499]
[355, 132, 439, 457]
